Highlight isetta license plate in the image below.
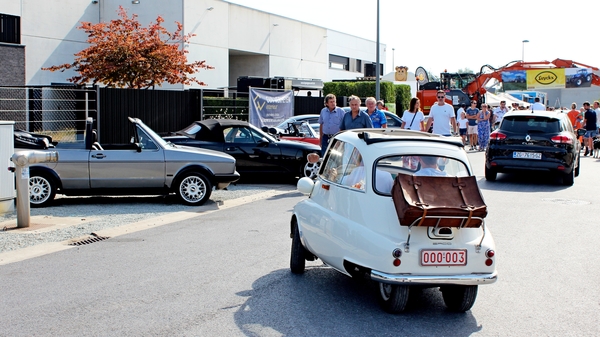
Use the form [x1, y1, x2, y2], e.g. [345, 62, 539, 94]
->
[421, 249, 467, 266]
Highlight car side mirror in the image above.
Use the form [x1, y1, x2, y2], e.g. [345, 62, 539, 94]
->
[577, 128, 586, 137]
[298, 132, 305, 137]
[258, 137, 270, 146]
[135, 143, 143, 152]
[268, 127, 278, 135]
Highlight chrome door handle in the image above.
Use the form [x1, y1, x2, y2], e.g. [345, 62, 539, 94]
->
[92, 154, 106, 159]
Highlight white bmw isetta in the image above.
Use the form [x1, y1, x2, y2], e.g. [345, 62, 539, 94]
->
[290, 129, 497, 313]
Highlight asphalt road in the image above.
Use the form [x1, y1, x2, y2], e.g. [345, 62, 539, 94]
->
[0, 151, 598, 336]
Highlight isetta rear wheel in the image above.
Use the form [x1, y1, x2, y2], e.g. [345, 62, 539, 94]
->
[377, 283, 409, 314]
[290, 218, 306, 274]
[441, 285, 478, 312]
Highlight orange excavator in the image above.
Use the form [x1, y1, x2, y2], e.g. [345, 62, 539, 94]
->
[416, 59, 600, 113]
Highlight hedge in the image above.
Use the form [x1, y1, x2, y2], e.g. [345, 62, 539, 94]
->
[322, 81, 411, 117]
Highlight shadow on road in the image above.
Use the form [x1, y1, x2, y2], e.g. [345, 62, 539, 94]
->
[478, 170, 570, 193]
[234, 267, 482, 336]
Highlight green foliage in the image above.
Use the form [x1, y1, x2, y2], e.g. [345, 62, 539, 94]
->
[394, 84, 412, 116]
[322, 81, 411, 115]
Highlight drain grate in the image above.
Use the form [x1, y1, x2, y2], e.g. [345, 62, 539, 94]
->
[68, 233, 110, 246]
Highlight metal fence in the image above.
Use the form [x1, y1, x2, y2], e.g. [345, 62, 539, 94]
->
[0, 86, 320, 145]
[0, 86, 97, 143]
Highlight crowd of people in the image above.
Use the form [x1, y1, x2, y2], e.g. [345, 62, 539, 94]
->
[317, 91, 600, 156]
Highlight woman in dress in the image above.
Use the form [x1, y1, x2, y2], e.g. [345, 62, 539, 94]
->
[477, 104, 491, 151]
[400, 97, 425, 131]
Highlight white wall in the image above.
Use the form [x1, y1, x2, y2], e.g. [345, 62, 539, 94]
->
[0, 0, 21, 15]
[14, 0, 383, 88]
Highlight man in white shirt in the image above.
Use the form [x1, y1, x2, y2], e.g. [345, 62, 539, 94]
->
[492, 100, 509, 129]
[531, 97, 546, 111]
[424, 90, 456, 136]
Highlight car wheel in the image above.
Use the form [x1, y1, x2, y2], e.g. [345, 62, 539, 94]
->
[441, 285, 478, 312]
[176, 172, 212, 206]
[290, 218, 306, 274]
[303, 158, 321, 179]
[586, 75, 592, 82]
[575, 78, 582, 87]
[377, 283, 410, 314]
[29, 173, 57, 208]
[574, 155, 580, 177]
[562, 169, 574, 186]
[484, 166, 497, 181]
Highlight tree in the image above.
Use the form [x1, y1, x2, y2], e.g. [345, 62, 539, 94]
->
[43, 6, 213, 89]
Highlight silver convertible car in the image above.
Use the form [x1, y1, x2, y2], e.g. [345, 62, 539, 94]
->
[14, 117, 240, 207]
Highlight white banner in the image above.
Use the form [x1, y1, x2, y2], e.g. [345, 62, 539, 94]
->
[249, 88, 294, 128]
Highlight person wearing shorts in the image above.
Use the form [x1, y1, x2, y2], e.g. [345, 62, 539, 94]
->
[465, 101, 479, 150]
[457, 111, 468, 145]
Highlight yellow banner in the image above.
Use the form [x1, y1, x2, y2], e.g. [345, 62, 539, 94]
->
[526, 69, 565, 89]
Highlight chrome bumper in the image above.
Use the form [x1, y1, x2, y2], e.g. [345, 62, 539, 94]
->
[371, 270, 498, 286]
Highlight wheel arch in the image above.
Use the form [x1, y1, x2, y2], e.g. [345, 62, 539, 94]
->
[29, 166, 62, 190]
[170, 165, 215, 190]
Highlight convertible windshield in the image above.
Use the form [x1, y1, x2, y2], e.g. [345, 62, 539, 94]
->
[136, 119, 169, 148]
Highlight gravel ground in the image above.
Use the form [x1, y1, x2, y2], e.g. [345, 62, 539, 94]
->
[0, 183, 295, 254]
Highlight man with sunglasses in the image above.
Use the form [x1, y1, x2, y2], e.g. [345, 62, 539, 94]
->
[425, 90, 456, 136]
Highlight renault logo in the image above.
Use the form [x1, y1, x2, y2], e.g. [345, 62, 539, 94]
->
[525, 134, 531, 142]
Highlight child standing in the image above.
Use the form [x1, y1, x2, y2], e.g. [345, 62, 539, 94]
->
[457, 111, 468, 145]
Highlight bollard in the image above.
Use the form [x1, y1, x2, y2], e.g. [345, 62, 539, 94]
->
[10, 151, 58, 228]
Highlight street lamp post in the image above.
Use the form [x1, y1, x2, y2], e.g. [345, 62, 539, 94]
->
[522, 40, 529, 62]
[375, 0, 380, 101]
[392, 48, 395, 70]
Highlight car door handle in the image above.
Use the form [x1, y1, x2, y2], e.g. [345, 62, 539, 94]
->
[226, 147, 235, 151]
[91, 154, 106, 159]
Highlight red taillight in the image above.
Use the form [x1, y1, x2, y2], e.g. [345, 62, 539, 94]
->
[485, 249, 495, 258]
[551, 135, 573, 144]
[393, 258, 401, 267]
[485, 259, 494, 266]
[490, 131, 506, 140]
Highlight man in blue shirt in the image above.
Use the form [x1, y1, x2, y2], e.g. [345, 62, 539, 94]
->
[583, 101, 597, 156]
[465, 101, 479, 150]
[365, 97, 387, 128]
[340, 95, 373, 131]
[319, 93, 346, 156]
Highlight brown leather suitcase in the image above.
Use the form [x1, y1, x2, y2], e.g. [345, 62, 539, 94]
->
[391, 173, 487, 228]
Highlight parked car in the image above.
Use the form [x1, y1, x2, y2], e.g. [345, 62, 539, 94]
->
[164, 119, 321, 178]
[290, 129, 497, 313]
[268, 121, 320, 146]
[274, 114, 320, 134]
[14, 117, 240, 207]
[341, 107, 404, 128]
[485, 110, 584, 185]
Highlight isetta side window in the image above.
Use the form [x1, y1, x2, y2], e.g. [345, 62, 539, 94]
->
[374, 155, 470, 195]
[320, 139, 365, 190]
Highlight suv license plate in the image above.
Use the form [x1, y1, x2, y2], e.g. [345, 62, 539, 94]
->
[421, 249, 467, 266]
[513, 151, 541, 160]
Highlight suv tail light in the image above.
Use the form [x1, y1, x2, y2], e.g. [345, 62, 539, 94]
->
[551, 135, 573, 144]
[490, 131, 506, 140]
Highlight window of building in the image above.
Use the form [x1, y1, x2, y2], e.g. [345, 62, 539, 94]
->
[0, 14, 21, 44]
[329, 54, 349, 71]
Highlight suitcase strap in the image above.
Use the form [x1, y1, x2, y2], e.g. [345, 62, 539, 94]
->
[410, 178, 429, 227]
[453, 179, 474, 227]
